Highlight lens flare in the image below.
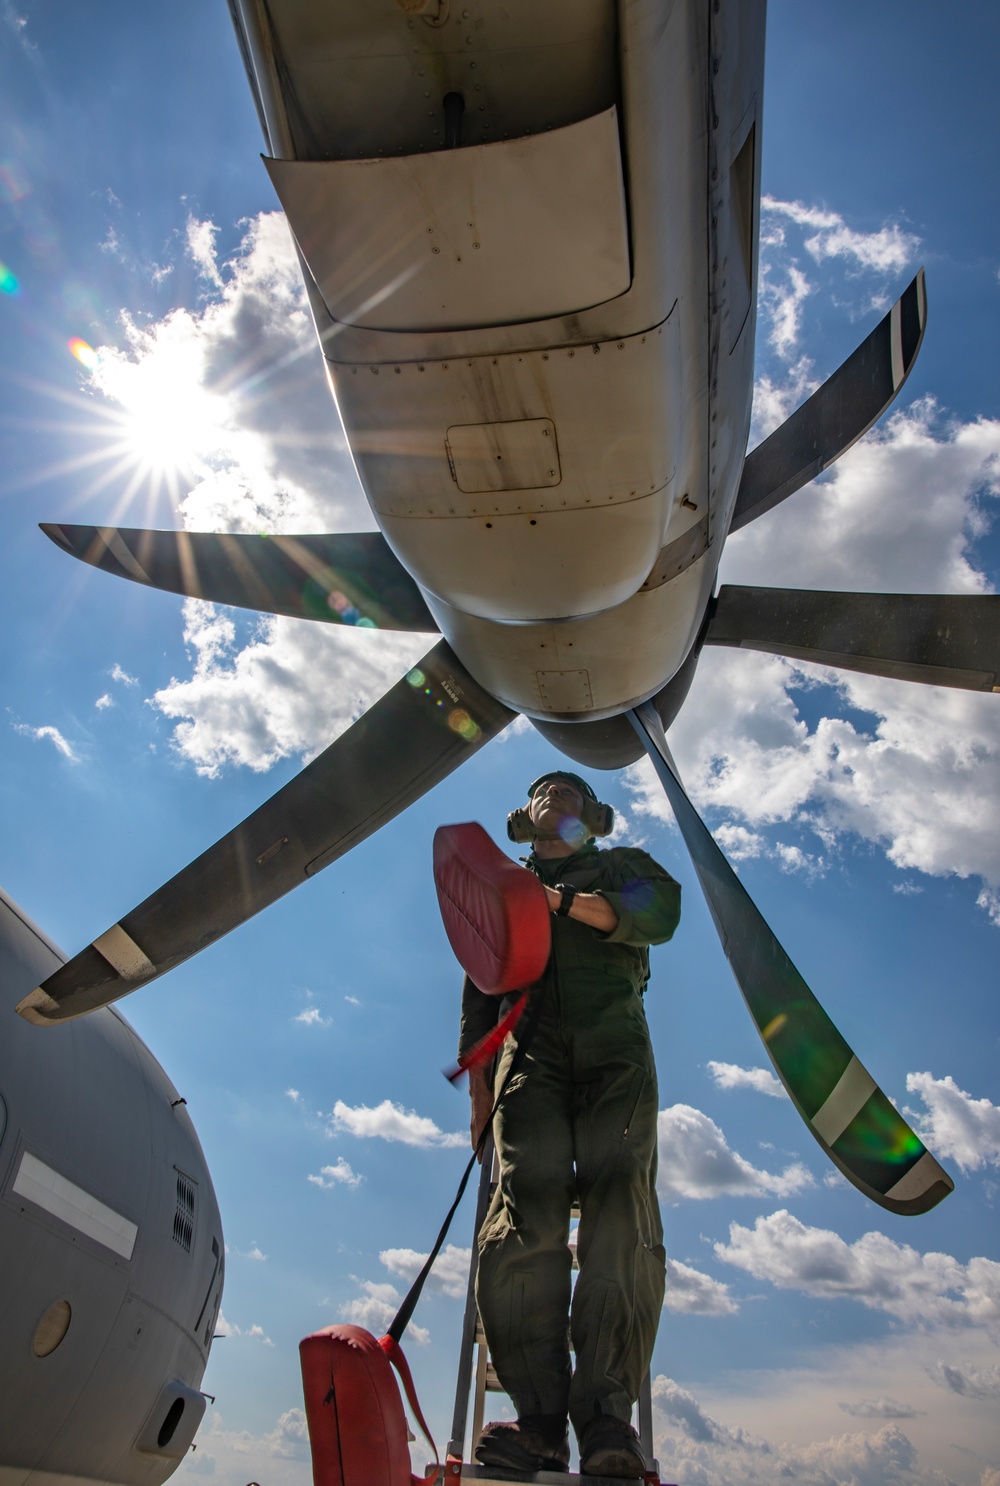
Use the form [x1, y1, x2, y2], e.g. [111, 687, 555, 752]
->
[0, 261, 19, 295]
[557, 815, 588, 849]
[448, 708, 481, 742]
[68, 337, 100, 370]
[407, 669, 426, 688]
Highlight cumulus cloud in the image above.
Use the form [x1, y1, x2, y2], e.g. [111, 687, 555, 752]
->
[69, 211, 434, 775]
[13, 723, 78, 760]
[664, 1257, 738, 1316]
[657, 1105, 812, 1201]
[650, 1377, 955, 1486]
[762, 197, 920, 274]
[905, 1073, 1000, 1173]
[652, 1375, 752, 1448]
[285, 1087, 301, 1102]
[329, 1098, 465, 1149]
[626, 403, 1000, 926]
[838, 1398, 924, 1420]
[308, 1158, 363, 1190]
[95, 693, 112, 710]
[193, 1405, 310, 1466]
[707, 1062, 787, 1099]
[715, 1210, 1000, 1328]
[186, 215, 224, 288]
[293, 1006, 330, 1028]
[927, 1360, 1000, 1399]
[214, 1310, 274, 1346]
[379, 1244, 471, 1299]
[153, 600, 427, 776]
[340, 1278, 428, 1344]
[621, 203, 1000, 928]
[110, 663, 137, 686]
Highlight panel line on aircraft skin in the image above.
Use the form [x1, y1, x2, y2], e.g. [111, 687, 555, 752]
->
[12, 1152, 137, 1259]
[93, 924, 156, 981]
[810, 1055, 877, 1146]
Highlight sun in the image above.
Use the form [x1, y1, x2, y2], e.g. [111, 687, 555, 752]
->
[17, 326, 245, 528]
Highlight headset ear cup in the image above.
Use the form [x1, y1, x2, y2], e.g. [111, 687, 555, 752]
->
[507, 808, 535, 843]
[580, 800, 614, 838]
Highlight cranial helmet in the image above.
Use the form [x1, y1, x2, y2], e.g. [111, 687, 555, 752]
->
[506, 770, 615, 844]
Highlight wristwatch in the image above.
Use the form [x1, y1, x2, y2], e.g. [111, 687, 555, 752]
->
[555, 885, 577, 917]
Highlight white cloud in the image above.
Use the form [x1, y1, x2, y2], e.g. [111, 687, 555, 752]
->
[110, 663, 138, 685]
[293, 1006, 330, 1028]
[905, 1073, 1000, 1173]
[308, 1158, 363, 1190]
[707, 1061, 787, 1100]
[344, 994, 361, 1006]
[214, 1310, 274, 1346]
[330, 1098, 465, 1149]
[762, 197, 920, 273]
[764, 262, 814, 358]
[715, 1210, 1000, 1328]
[95, 693, 112, 710]
[69, 212, 437, 775]
[664, 1257, 738, 1316]
[657, 1105, 813, 1201]
[838, 1398, 924, 1420]
[927, 1360, 1000, 1398]
[13, 722, 78, 760]
[152, 600, 427, 776]
[182, 1406, 311, 1474]
[627, 401, 1000, 926]
[339, 1278, 429, 1344]
[186, 215, 224, 288]
[379, 1244, 470, 1299]
[650, 1376, 955, 1486]
[285, 1087, 300, 1102]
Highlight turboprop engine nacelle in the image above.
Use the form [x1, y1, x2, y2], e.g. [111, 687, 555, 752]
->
[232, 0, 765, 718]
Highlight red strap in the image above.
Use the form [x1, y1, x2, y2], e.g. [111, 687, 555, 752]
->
[378, 1334, 439, 1486]
[443, 989, 530, 1084]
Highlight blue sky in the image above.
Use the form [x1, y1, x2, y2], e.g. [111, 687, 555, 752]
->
[2, 3, 1000, 1484]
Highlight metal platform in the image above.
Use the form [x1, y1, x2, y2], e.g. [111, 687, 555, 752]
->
[444, 1467, 653, 1485]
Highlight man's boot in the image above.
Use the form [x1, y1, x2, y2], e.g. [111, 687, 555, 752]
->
[578, 1416, 646, 1479]
[475, 1415, 571, 1474]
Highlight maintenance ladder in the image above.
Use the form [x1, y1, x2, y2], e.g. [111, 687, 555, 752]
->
[440, 1132, 660, 1485]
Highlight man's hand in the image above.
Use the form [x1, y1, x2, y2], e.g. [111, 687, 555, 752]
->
[469, 1064, 494, 1162]
[543, 884, 619, 933]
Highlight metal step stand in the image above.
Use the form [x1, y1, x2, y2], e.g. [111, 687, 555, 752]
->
[440, 1132, 661, 1486]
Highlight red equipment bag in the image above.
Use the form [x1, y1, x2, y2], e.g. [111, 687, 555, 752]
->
[300, 1325, 438, 1486]
[433, 822, 551, 995]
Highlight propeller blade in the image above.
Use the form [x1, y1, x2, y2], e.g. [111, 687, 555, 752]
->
[18, 642, 513, 1025]
[731, 269, 926, 533]
[40, 524, 436, 632]
[629, 702, 953, 1216]
[706, 586, 1000, 692]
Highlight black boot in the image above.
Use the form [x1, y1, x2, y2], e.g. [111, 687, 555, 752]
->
[475, 1414, 571, 1473]
[578, 1416, 646, 1479]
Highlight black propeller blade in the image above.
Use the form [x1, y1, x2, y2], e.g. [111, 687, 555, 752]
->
[731, 269, 926, 533]
[18, 642, 513, 1025]
[40, 524, 437, 632]
[629, 701, 953, 1216]
[706, 586, 1000, 692]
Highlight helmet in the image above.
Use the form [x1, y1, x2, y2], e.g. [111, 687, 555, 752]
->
[507, 770, 615, 844]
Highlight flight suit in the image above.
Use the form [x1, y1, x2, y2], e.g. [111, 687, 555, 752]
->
[459, 844, 680, 1437]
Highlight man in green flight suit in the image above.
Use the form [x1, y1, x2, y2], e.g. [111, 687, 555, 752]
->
[460, 770, 681, 1479]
